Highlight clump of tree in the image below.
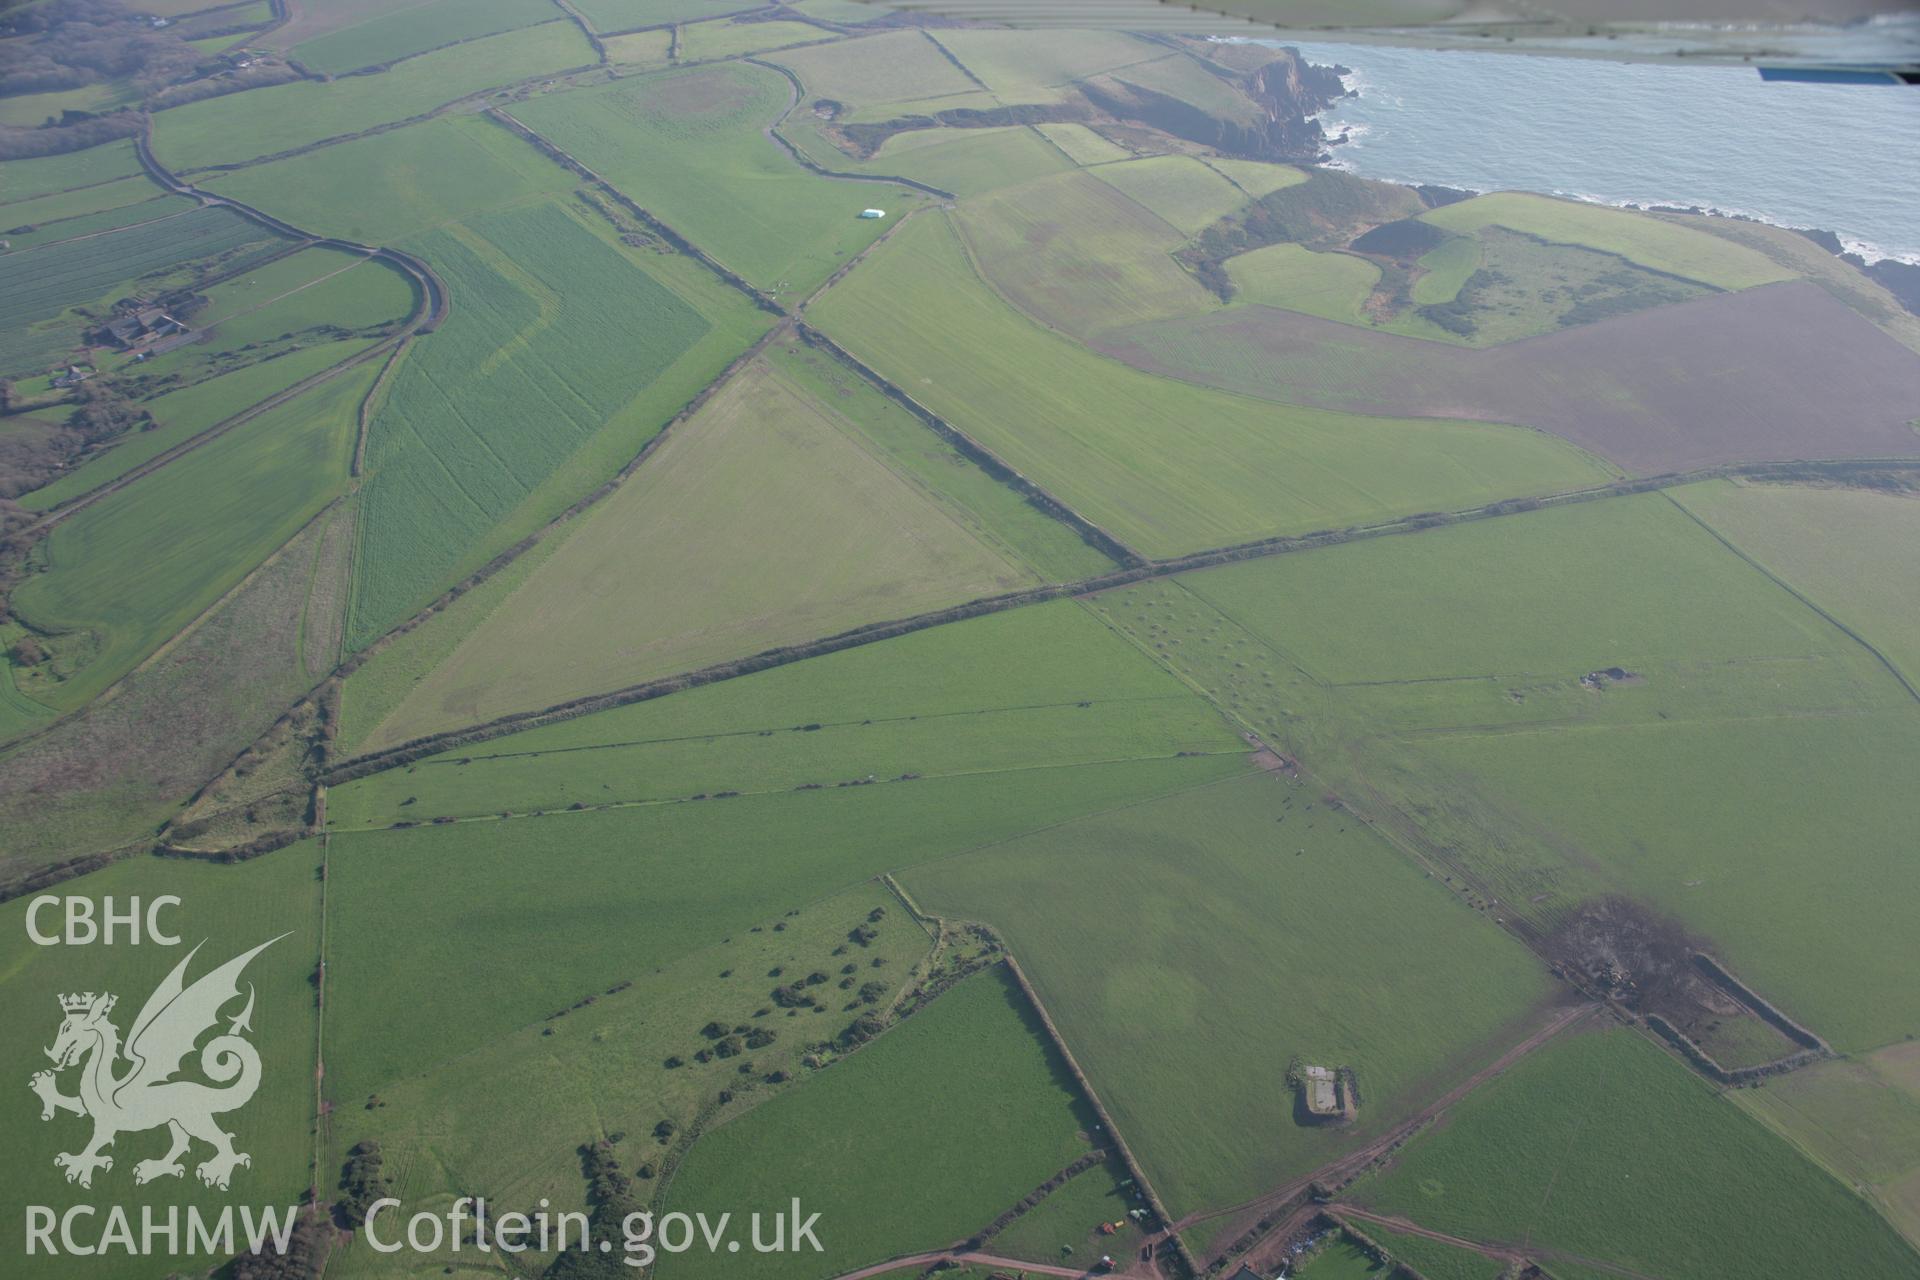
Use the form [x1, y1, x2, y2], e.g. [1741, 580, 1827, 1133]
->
[335, 1141, 389, 1228]
[546, 1140, 643, 1280]
[231, 1211, 331, 1280]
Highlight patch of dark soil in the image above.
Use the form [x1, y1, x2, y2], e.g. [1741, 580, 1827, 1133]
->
[1101, 281, 1920, 475]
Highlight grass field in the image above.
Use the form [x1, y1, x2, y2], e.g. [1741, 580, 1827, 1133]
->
[513, 61, 927, 296]
[345, 199, 756, 648]
[20, 339, 374, 510]
[205, 114, 578, 245]
[1204, 156, 1310, 198]
[771, 30, 986, 111]
[1034, 122, 1132, 165]
[603, 27, 674, 66]
[988, 1154, 1145, 1265]
[571, 0, 763, 31]
[1351, 1222, 1496, 1280]
[1409, 234, 1480, 305]
[677, 17, 827, 60]
[1226, 243, 1380, 322]
[811, 213, 1616, 557]
[320, 880, 934, 1277]
[1091, 154, 1250, 234]
[1095, 493, 1919, 1053]
[0, 173, 169, 232]
[1419, 192, 1792, 289]
[331, 596, 1241, 819]
[928, 29, 1162, 102]
[0, 846, 322, 1277]
[0, 138, 142, 204]
[661, 966, 1097, 1279]
[953, 169, 1211, 336]
[358, 355, 1038, 738]
[10, 363, 371, 714]
[322, 752, 1238, 1103]
[769, 337, 1113, 581]
[0, 504, 351, 871]
[1677, 481, 1920, 690]
[291, 0, 563, 74]
[855, 124, 1073, 197]
[907, 770, 1552, 1217]
[1359, 1028, 1920, 1280]
[1737, 1044, 1920, 1247]
[151, 22, 596, 171]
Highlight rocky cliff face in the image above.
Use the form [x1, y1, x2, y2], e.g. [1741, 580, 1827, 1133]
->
[1080, 45, 1349, 165]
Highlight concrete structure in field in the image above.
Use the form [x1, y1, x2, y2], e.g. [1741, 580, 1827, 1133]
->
[1302, 1064, 1339, 1117]
[858, 208, 886, 219]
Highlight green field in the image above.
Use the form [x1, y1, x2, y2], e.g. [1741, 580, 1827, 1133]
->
[0, 847, 323, 1277]
[150, 22, 596, 171]
[661, 966, 1096, 1279]
[853, 124, 1073, 197]
[1678, 481, 1920, 690]
[513, 61, 927, 296]
[953, 168, 1211, 337]
[0, 174, 169, 232]
[357, 355, 1038, 739]
[10, 363, 370, 714]
[1410, 234, 1481, 305]
[291, 0, 563, 74]
[678, 18, 827, 60]
[988, 1154, 1145, 1265]
[1204, 156, 1311, 198]
[322, 752, 1237, 1104]
[928, 29, 1162, 102]
[21, 338, 375, 510]
[330, 595, 1240, 818]
[571, 0, 763, 31]
[1737, 1044, 1920, 1248]
[320, 880, 935, 1276]
[1089, 493, 1919, 1053]
[771, 30, 982, 112]
[1092, 154, 1251, 235]
[907, 770, 1552, 1217]
[205, 114, 578, 245]
[1034, 122, 1132, 165]
[0, 139, 142, 204]
[1419, 192, 1792, 289]
[811, 213, 1616, 557]
[345, 198, 756, 648]
[1351, 1222, 1497, 1280]
[1226, 242, 1380, 321]
[1359, 1028, 1920, 1280]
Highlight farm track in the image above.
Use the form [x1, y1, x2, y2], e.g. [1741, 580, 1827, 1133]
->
[830, 1248, 1095, 1279]
[1332, 1206, 1667, 1280]
[1160, 1000, 1599, 1266]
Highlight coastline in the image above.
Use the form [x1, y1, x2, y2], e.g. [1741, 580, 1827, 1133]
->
[1263, 46, 1920, 317]
[1262, 39, 1920, 271]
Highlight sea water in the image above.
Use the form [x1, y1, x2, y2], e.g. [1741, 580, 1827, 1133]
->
[1263, 40, 1920, 264]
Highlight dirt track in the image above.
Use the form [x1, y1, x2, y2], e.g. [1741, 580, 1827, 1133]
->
[1158, 1000, 1599, 1264]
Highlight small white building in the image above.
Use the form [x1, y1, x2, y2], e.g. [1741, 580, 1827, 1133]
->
[858, 208, 886, 219]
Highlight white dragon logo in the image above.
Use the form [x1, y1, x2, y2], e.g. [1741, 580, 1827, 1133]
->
[29, 935, 284, 1191]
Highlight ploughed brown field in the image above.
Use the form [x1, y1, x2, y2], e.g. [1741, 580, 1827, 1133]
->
[1102, 280, 1920, 476]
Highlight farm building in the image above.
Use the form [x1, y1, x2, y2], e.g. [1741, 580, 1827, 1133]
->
[1302, 1064, 1340, 1117]
[858, 208, 886, 219]
[100, 308, 187, 352]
